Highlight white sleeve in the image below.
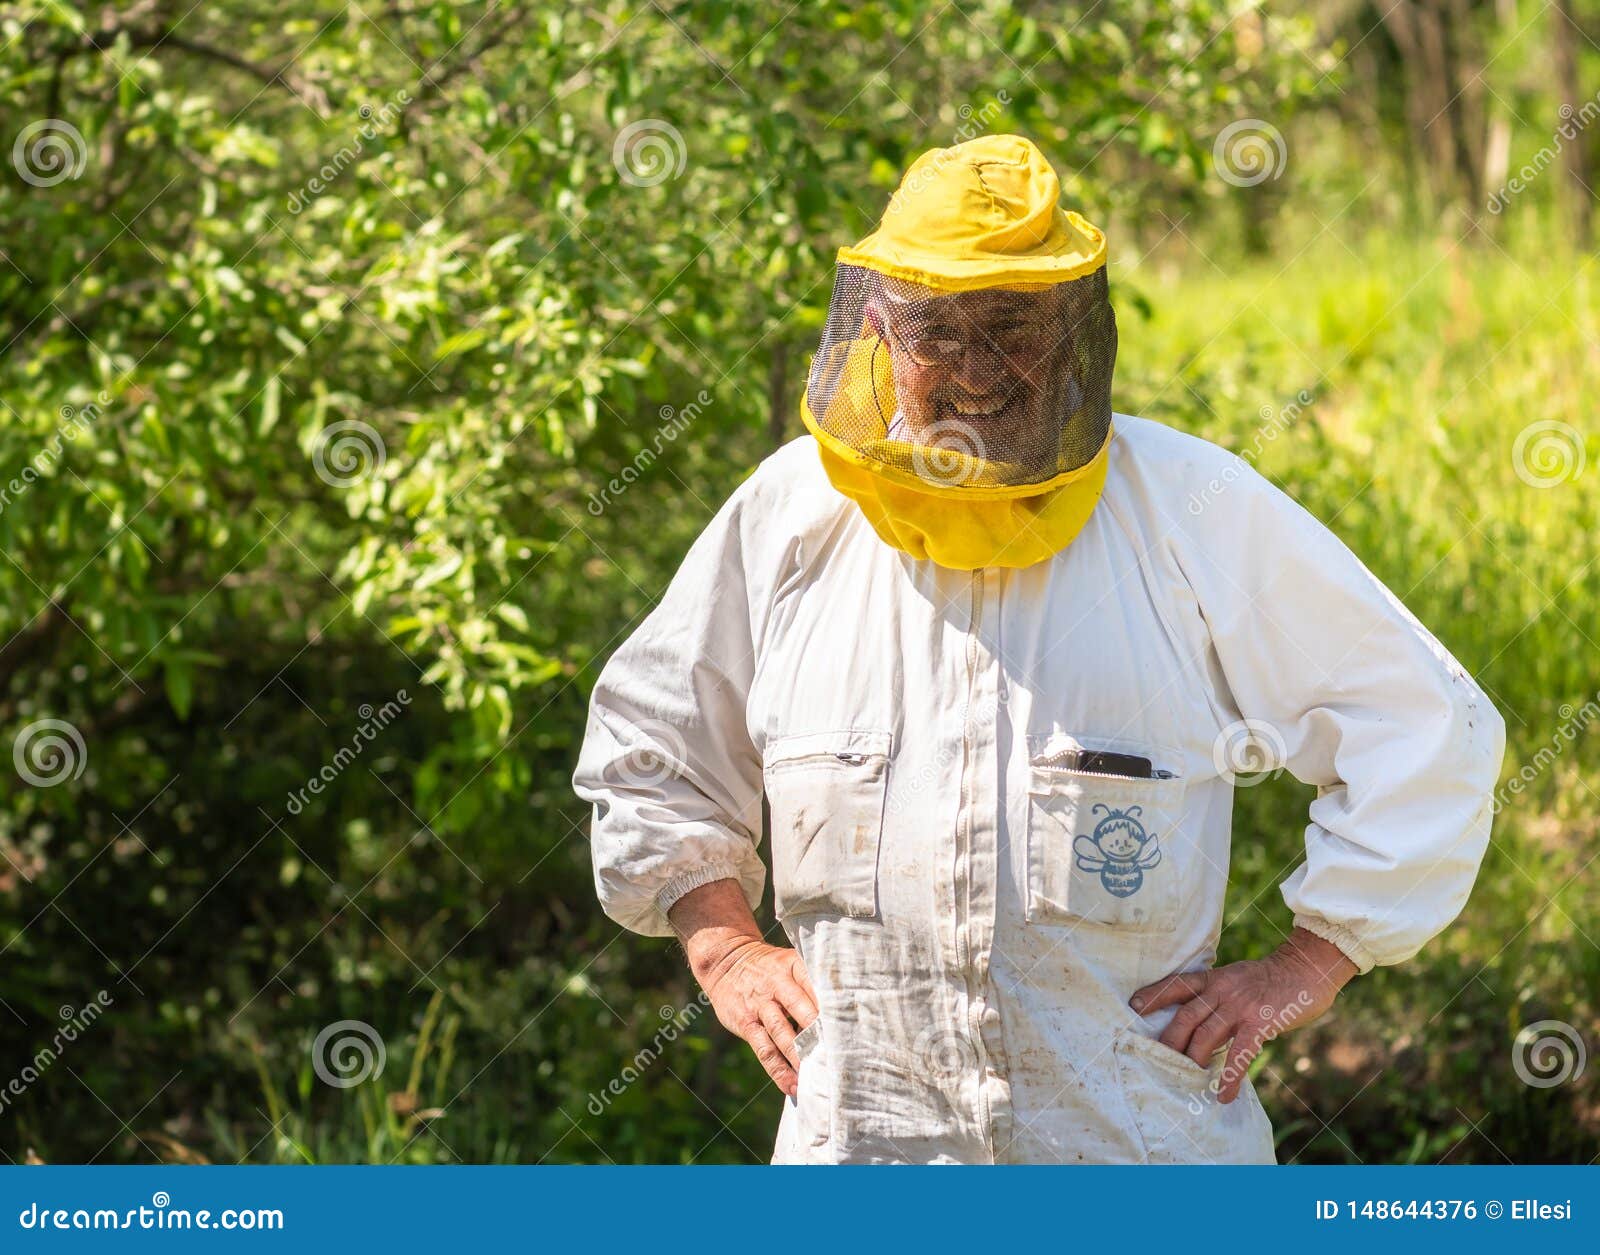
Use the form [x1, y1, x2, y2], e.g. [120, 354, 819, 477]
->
[1177, 463, 1506, 973]
[572, 486, 770, 938]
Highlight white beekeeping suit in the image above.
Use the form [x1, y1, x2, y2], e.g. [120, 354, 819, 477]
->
[573, 136, 1505, 1164]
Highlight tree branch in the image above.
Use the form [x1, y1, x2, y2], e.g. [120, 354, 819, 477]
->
[50, 23, 331, 114]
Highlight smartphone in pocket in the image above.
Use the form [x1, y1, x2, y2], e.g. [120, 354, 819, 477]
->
[1073, 748, 1155, 778]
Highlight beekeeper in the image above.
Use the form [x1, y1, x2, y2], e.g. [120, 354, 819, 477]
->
[573, 134, 1505, 1164]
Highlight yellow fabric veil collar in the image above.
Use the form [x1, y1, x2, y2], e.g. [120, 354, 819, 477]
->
[804, 404, 1113, 570]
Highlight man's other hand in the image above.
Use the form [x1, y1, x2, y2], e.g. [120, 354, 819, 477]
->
[668, 878, 819, 1097]
[698, 940, 818, 1097]
[1128, 926, 1359, 1103]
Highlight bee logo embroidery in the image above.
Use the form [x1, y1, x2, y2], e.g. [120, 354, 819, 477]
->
[1073, 803, 1162, 898]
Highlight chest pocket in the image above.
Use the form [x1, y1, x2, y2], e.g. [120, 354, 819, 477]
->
[1025, 735, 1185, 932]
[764, 730, 892, 920]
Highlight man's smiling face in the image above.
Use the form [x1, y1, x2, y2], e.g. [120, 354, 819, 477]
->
[871, 284, 1074, 466]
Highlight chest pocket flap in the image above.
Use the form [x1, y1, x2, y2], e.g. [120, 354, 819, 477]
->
[764, 730, 892, 920]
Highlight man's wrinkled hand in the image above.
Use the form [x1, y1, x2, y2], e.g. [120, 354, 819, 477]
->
[1128, 926, 1359, 1103]
[696, 940, 818, 1097]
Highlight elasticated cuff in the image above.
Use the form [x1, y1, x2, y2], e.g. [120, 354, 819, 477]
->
[1292, 912, 1379, 975]
[653, 863, 744, 929]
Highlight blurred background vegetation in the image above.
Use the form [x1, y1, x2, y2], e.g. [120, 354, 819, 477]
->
[0, 0, 1595, 1164]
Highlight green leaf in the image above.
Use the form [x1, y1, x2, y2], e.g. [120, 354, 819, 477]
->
[260, 374, 282, 436]
[413, 550, 464, 591]
[164, 660, 194, 720]
[493, 603, 530, 633]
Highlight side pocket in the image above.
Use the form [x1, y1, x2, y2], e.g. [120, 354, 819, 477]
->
[764, 730, 891, 920]
[1025, 738, 1185, 932]
[1113, 1029, 1276, 1164]
[790, 1018, 831, 1155]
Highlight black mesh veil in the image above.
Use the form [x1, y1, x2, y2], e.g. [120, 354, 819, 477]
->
[803, 263, 1116, 492]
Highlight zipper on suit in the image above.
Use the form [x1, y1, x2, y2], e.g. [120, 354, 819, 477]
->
[954, 568, 983, 973]
[955, 567, 1007, 1162]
